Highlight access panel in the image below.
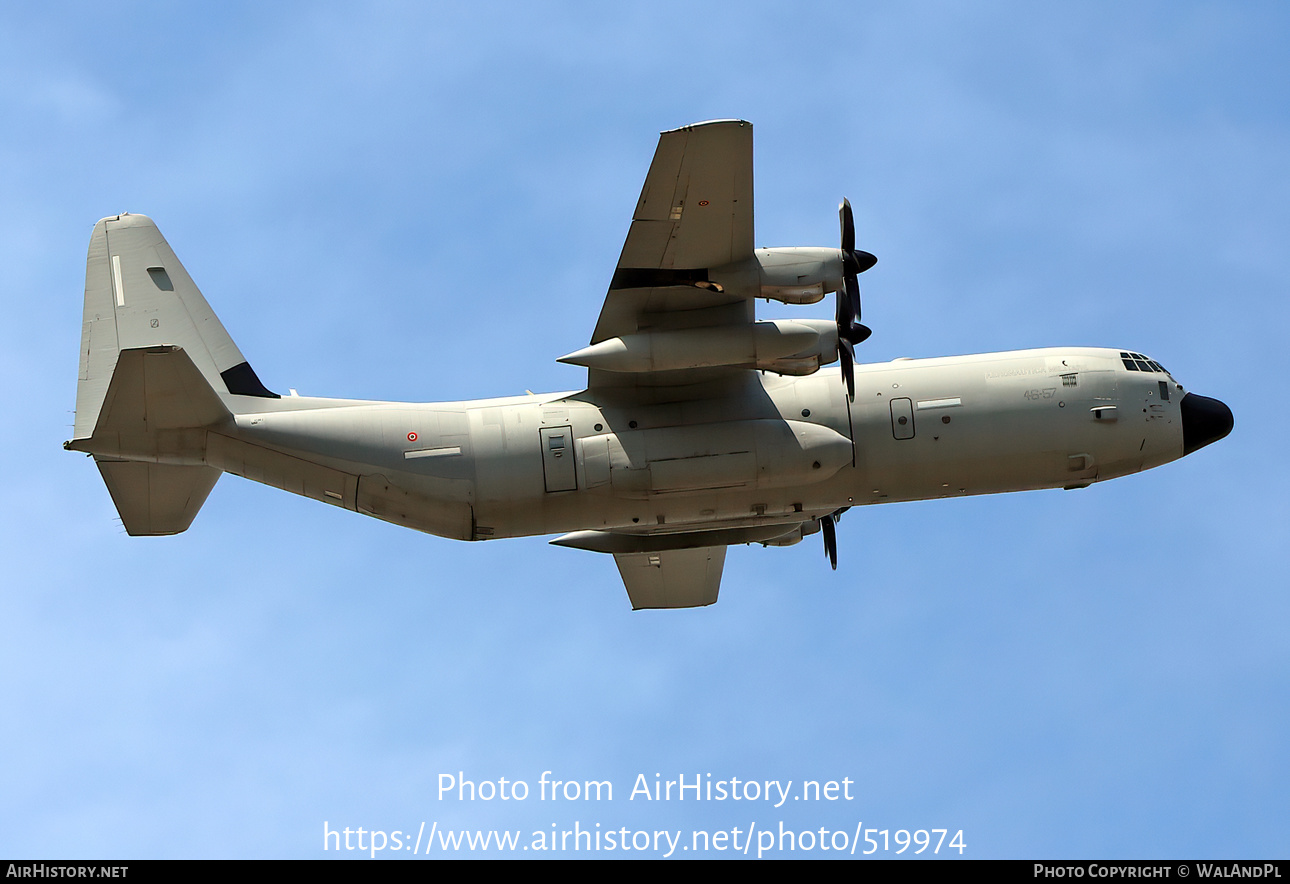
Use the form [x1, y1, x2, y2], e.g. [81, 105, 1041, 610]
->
[890, 398, 915, 440]
[539, 426, 578, 492]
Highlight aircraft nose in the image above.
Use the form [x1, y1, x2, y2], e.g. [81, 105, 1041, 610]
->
[1181, 393, 1234, 455]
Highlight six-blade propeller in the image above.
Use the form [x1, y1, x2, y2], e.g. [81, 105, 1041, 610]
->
[817, 201, 876, 568]
[836, 198, 877, 403]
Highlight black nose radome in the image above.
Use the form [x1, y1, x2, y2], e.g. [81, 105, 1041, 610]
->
[1181, 393, 1234, 456]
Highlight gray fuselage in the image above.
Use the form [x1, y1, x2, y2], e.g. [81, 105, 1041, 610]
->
[221, 347, 1195, 545]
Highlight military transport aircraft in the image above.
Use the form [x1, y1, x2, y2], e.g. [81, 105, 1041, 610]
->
[66, 120, 1233, 609]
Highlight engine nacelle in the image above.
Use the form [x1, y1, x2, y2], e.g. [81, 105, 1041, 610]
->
[558, 319, 839, 376]
[760, 520, 822, 547]
[749, 247, 844, 304]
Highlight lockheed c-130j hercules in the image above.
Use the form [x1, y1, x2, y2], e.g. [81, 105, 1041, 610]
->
[67, 120, 1233, 609]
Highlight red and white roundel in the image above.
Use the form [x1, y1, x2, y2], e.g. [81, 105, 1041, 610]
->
[407, 432, 418, 442]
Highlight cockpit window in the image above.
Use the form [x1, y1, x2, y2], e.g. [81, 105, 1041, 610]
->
[1121, 351, 1169, 375]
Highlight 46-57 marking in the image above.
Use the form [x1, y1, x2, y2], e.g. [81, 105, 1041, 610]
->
[1024, 388, 1058, 400]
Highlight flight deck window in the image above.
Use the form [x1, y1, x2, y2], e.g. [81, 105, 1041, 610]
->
[1121, 352, 1165, 373]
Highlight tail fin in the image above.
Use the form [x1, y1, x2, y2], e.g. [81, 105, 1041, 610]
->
[70, 213, 276, 534]
[73, 213, 276, 442]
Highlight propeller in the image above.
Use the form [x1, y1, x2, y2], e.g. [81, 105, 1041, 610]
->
[819, 507, 850, 571]
[836, 199, 877, 402]
[821, 512, 838, 570]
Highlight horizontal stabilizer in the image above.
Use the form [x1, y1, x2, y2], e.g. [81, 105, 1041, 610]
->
[94, 345, 231, 436]
[96, 460, 220, 536]
[66, 346, 231, 464]
[69, 346, 231, 534]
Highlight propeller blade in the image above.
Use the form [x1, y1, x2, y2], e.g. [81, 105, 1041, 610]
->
[840, 339, 855, 402]
[835, 273, 852, 326]
[836, 276, 866, 401]
[839, 199, 877, 275]
[821, 513, 837, 570]
[835, 199, 877, 403]
[844, 273, 861, 324]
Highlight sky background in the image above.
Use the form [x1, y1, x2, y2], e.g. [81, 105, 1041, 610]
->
[2, 0, 1287, 859]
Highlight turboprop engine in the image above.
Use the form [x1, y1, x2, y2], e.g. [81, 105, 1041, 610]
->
[745, 247, 845, 304]
[558, 318, 839, 376]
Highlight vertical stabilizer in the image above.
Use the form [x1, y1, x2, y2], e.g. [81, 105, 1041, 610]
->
[74, 213, 276, 442]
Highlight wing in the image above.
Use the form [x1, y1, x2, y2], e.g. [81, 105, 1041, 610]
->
[613, 547, 726, 610]
[576, 120, 758, 393]
[554, 121, 826, 609]
[596, 118, 753, 338]
[551, 523, 811, 610]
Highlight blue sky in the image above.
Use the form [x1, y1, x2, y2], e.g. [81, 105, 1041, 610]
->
[2, 1, 1287, 859]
